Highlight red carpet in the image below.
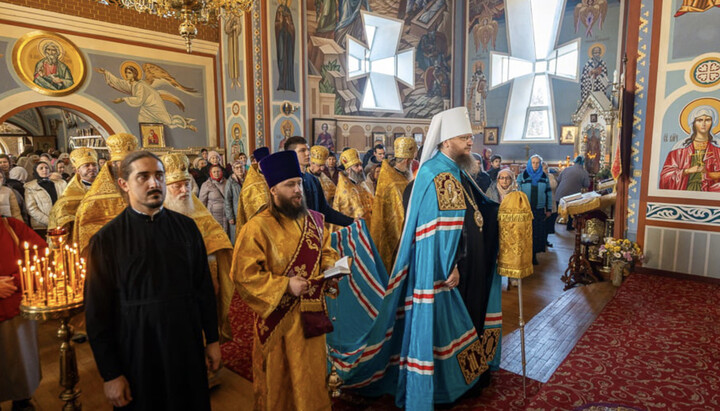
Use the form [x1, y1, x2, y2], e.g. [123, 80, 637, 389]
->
[220, 291, 255, 381]
[527, 273, 720, 410]
[332, 369, 542, 410]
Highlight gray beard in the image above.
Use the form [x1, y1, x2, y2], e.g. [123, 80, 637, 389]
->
[164, 194, 194, 217]
[348, 169, 365, 184]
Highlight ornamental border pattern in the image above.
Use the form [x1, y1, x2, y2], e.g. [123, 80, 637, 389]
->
[646, 203, 720, 226]
[627, 0, 653, 240]
[251, 0, 266, 148]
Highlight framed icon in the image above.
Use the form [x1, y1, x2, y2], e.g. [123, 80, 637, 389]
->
[312, 118, 337, 153]
[483, 127, 499, 145]
[12, 31, 86, 97]
[140, 123, 165, 148]
[560, 126, 578, 145]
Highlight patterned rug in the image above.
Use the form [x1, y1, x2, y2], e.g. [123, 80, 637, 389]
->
[527, 273, 720, 411]
[332, 369, 542, 410]
[220, 291, 255, 381]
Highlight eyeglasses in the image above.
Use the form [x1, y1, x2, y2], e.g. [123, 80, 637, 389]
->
[498, 176, 512, 180]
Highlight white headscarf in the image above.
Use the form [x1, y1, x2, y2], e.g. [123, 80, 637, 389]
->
[419, 107, 474, 166]
[688, 105, 717, 133]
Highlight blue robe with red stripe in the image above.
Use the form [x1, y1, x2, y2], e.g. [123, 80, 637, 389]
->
[327, 152, 502, 410]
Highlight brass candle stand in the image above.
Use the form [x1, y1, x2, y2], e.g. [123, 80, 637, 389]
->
[19, 227, 86, 411]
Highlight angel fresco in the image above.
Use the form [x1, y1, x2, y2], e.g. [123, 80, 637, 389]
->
[95, 62, 200, 131]
[574, 0, 608, 37]
[469, 7, 498, 53]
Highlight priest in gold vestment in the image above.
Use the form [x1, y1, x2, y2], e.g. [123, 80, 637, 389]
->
[232, 151, 339, 411]
[162, 153, 235, 339]
[309, 145, 336, 203]
[48, 147, 99, 236]
[233, 147, 271, 240]
[333, 148, 374, 225]
[73, 133, 138, 257]
[369, 137, 417, 273]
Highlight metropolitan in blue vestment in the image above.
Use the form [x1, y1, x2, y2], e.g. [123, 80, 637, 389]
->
[327, 107, 502, 410]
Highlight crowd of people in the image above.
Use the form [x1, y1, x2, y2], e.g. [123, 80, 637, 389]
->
[1, 107, 591, 410]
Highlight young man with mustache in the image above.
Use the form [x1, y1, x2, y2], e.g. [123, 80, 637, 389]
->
[85, 151, 220, 410]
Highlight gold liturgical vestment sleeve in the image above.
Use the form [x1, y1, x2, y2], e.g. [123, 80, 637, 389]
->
[369, 161, 409, 273]
[319, 172, 336, 203]
[188, 195, 234, 340]
[48, 174, 89, 235]
[73, 165, 127, 257]
[231, 209, 337, 411]
[234, 165, 270, 240]
[332, 173, 373, 228]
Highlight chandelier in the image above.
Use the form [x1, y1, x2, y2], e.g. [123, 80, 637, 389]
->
[104, 0, 254, 53]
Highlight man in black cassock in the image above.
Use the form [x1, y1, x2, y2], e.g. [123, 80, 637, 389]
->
[85, 151, 221, 410]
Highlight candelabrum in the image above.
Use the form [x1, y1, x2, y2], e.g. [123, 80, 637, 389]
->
[19, 227, 86, 411]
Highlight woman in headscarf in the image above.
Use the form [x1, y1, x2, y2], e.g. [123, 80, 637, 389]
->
[0, 172, 22, 220]
[201, 150, 230, 179]
[190, 156, 208, 189]
[6, 167, 27, 198]
[223, 159, 246, 243]
[485, 168, 517, 203]
[481, 147, 493, 172]
[24, 161, 67, 236]
[517, 155, 553, 265]
[199, 163, 230, 235]
[4, 167, 30, 225]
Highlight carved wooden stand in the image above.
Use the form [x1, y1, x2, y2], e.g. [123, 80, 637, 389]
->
[561, 215, 599, 290]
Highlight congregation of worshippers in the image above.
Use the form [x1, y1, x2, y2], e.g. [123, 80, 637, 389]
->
[1, 105, 597, 410]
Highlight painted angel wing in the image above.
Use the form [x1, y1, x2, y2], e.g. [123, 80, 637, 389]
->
[598, 0, 608, 29]
[490, 21, 499, 50]
[574, 4, 583, 32]
[142, 63, 200, 97]
[158, 90, 186, 112]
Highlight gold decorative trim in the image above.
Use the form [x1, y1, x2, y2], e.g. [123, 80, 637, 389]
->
[434, 173, 465, 211]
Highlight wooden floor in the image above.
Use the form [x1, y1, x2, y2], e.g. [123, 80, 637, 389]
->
[2, 224, 617, 410]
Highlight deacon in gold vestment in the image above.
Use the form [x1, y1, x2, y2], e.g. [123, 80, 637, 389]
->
[233, 147, 271, 240]
[231, 151, 339, 411]
[333, 148, 373, 226]
[48, 147, 99, 236]
[369, 137, 417, 273]
[308, 145, 336, 203]
[73, 133, 138, 257]
[162, 153, 235, 339]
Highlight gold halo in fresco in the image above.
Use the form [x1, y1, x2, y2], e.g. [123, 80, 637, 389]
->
[12, 31, 86, 97]
[587, 43, 606, 58]
[120, 61, 144, 81]
[679, 97, 720, 135]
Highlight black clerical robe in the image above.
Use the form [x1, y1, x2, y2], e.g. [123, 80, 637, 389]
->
[85, 207, 218, 411]
[455, 174, 499, 333]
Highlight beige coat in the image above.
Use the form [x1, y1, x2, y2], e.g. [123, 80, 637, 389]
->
[24, 179, 67, 229]
[0, 186, 22, 220]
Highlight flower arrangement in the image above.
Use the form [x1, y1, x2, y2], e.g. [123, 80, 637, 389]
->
[599, 238, 644, 263]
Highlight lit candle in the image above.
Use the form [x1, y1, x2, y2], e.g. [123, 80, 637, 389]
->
[23, 242, 30, 281]
[17, 259, 25, 294]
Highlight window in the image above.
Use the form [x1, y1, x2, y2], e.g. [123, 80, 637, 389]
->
[347, 12, 414, 112]
[490, 0, 580, 142]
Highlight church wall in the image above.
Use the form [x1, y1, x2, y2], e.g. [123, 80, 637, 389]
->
[0, 3, 220, 151]
[630, 0, 720, 279]
[464, 0, 623, 164]
[267, 0, 305, 153]
[220, 15, 252, 162]
[300, 0, 462, 152]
